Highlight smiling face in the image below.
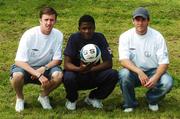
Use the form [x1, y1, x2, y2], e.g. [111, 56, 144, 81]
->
[39, 14, 56, 35]
[79, 22, 95, 40]
[133, 16, 149, 35]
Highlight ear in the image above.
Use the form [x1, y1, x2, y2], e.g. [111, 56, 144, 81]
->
[39, 19, 41, 23]
[132, 19, 135, 24]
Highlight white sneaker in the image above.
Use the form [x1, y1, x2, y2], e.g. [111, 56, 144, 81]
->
[15, 98, 24, 112]
[65, 100, 76, 110]
[84, 97, 103, 109]
[38, 96, 52, 109]
[124, 108, 133, 112]
[148, 104, 159, 111]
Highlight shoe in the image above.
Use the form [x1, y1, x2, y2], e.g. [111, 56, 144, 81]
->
[148, 104, 159, 111]
[65, 100, 76, 110]
[15, 98, 24, 112]
[84, 97, 103, 109]
[124, 108, 133, 112]
[38, 96, 52, 109]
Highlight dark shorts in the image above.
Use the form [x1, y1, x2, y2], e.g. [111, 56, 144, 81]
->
[10, 64, 62, 84]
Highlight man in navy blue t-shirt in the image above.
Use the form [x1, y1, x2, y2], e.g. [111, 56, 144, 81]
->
[63, 15, 118, 110]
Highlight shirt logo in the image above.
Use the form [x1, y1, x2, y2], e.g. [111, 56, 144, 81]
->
[144, 51, 151, 57]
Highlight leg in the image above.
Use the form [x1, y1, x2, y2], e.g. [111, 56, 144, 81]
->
[82, 69, 117, 109]
[10, 65, 27, 112]
[63, 71, 79, 110]
[88, 69, 118, 99]
[146, 72, 173, 104]
[10, 72, 24, 100]
[37, 66, 63, 110]
[63, 71, 78, 102]
[118, 68, 141, 108]
[41, 71, 63, 96]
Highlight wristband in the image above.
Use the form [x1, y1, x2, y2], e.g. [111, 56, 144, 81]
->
[44, 65, 49, 71]
[38, 74, 43, 79]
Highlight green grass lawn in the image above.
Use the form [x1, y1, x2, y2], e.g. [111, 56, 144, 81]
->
[0, 0, 180, 118]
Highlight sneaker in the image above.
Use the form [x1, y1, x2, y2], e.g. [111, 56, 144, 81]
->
[124, 108, 133, 112]
[65, 100, 76, 110]
[38, 96, 52, 109]
[15, 98, 24, 112]
[84, 97, 103, 109]
[148, 104, 159, 111]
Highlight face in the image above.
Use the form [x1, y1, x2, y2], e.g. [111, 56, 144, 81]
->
[39, 14, 56, 35]
[133, 16, 149, 35]
[79, 22, 95, 40]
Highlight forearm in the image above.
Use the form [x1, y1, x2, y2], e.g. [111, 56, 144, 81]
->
[152, 64, 168, 80]
[15, 61, 41, 77]
[91, 60, 112, 72]
[45, 60, 62, 68]
[64, 63, 81, 72]
[120, 59, 143, 74]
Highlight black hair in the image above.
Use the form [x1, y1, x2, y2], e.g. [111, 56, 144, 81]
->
[78, 15, 95, 27]
[39, 7, 58, 19]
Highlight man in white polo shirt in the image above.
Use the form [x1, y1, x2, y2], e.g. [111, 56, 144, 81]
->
[10, 7, 63, 112]
[118, 7, 173, 112]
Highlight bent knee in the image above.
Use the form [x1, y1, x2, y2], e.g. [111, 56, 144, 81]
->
[12, 72, 24, 80]
[160, 73, 173, 93]
[118, 68, 131, 83]
[52, 71, 63, 81]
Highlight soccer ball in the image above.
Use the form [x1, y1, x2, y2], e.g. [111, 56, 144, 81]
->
[80, 44, 101, 64]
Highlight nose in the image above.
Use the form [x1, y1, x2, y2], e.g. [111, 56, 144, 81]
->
[84, 28, 90, 33]
[47, 20, 51, 25]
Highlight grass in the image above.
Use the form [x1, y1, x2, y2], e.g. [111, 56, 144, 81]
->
[0, 0, 180, 118]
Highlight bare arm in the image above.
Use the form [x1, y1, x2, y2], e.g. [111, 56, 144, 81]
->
[15, 61, 41, 77]
[44, 60, 62, 69]
[64, 56, 81, 72]
[15, 60, 61, 86]
[120, 59, 149, 86]
[144, 64, 168, 88]
[34, 60, 62, 75]
[64, 55, 112, 73]
[90, 60, 112, 72]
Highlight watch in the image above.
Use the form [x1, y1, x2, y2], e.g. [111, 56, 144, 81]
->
[44, 65, 49, 71]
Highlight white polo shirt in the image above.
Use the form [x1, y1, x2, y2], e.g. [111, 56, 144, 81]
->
[15, 26, 63, 67]
[118, 27, 169, 71]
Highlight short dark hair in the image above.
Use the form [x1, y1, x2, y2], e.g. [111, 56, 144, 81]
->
[78, 15, 95, 27]
[39, 7, 58, 19]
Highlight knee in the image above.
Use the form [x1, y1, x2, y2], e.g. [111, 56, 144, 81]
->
[118, 68, 131, 84]
[109, 69, 118, 78]
[107, 69, 118, 83]
[63, 72, 76, 85]
[51, 71, 63, 83]
[161, 73, 173, 92]
[10, 72, 24, 86]
[12, 72, 24, 81]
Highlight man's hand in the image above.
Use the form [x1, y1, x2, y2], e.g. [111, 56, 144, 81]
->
[31, 67, 46, 80]
[38, 74, 49, 87]
[137, 70, 149, 86]
[144, 76, 159, 88]
[79, 61, 95, 73]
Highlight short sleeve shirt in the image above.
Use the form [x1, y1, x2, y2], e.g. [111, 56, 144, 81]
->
[15, 26, 63, 67]
[118, 27, 169, 71]
[64, 32, 112, 66]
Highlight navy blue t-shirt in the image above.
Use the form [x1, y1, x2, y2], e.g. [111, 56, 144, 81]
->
[64, 32, 112, 66]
